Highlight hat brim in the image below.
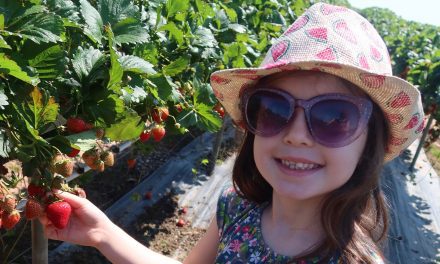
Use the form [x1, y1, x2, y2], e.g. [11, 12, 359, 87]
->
[210, 60, 424, 162]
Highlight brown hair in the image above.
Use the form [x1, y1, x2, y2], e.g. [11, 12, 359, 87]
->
[232, 72, 390, 263]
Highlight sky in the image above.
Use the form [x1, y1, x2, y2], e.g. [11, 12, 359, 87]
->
[348, 0, 440, 26]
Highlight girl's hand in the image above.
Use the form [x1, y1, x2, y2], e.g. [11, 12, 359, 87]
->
[39, 191, 113, 248]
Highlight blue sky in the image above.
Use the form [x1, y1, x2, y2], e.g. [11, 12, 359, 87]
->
[348, 0, 439, 26]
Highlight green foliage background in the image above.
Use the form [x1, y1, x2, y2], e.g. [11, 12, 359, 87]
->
[0, 0, 439, 173]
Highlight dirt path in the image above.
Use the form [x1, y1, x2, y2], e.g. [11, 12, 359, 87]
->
[382, 140, 440, 263]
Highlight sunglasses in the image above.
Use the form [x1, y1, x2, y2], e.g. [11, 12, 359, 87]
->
[241, 88, 373, 148]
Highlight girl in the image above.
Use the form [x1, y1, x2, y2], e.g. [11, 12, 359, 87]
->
[39, 3, 423, 263]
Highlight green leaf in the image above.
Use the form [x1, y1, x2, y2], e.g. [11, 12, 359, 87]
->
[98, 0, 139, 25]
[193, 78, 216, 106]
[228, 24, 246, 34]
[0, 85, 8, 110]
[166, 0, 189, 18]
[158, 22, 184, 45]
[195, 103, 221, 132]
[163, 56, 189, 76]
[28, 45, 65, 79]
[195, 0, 214, 20]
[46, 0, 81, 26]
[0, 36, 11, 49]
[48, 135, 81, 156]
[65, 130, 98, 151]
[5, 5, 64, 44]
[28, 87, 59, 131]
[80, 0, 103, 44]
[0, 53, 39, 85]
[107, 28, 123, 92]
[219, 3, 237, 22]
[119, 55, 157, 74]
[134, 43, 159, 65]
[148, 74, 180, 102]
[113, 17, 149, 45]
[0, 14, 4, 30]
[105, 109, 144, 141]
[192, 27, 217, 48]
[85, 93, 125, 126]
[71, 47, 106, 84]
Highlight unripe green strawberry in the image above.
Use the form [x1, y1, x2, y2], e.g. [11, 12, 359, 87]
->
[54, 160, 74, 177]
[1, 195, 16, 213]
[100, 151, 114, 167]
[2, 210, 20, 230]
[46, 200, 72, 229]
[82, 148, 99, 168]
[25, 198, 44, 220]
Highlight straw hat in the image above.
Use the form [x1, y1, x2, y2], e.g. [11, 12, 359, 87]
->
[210, 3, 424, 162]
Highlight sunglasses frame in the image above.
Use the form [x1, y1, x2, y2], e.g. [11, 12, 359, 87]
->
[241, 88, 373, 148]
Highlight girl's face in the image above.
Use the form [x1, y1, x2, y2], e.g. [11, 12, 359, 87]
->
[253, 71, 368, 201]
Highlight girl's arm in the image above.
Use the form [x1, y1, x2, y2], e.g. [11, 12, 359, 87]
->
[40, 191, 219, 264]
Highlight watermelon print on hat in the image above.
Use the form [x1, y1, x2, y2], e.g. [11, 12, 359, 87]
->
[209, 2, 424, 162]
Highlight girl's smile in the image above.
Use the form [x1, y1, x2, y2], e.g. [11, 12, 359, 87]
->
[253, 71, 368, 201]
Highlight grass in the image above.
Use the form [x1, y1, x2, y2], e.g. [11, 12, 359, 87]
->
[425, 143, 440, 176]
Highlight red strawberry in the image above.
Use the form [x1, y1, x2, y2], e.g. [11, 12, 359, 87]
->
[139, 131, 151, 142]
[214, 104, 225, 118]
[179, 207, 188, 214]
[127, 159, 136, 169]
[66, 117, 87, 133]
[175, 104, 183, 113]
[152, 126, 166, 142]
[144, 191, 152, 200]
[388, 92, 411, 108]
[46, 201, 72, 229]
[28, 183, 46, 198]
[84, 122, 94, 130]
[2, 210, 20, 230]
[25, 199, 44, 220]
[66, 147, 80, 157]
[152, 107, 169, 123]
[176, 218, 185, 227]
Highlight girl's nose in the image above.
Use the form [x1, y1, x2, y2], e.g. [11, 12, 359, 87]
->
[282, 107, 315, 147]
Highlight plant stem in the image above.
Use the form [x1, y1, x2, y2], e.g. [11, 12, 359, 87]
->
[3, 220, 29, 263]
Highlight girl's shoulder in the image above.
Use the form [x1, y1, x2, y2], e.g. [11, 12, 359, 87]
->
[216, 185, 259, 237]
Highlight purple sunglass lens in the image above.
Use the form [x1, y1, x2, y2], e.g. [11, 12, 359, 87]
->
[309, 100, 360, 144]
[247, 91, 292, 135]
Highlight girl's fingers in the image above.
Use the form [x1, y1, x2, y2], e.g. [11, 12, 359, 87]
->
[53, 190, 87, 209]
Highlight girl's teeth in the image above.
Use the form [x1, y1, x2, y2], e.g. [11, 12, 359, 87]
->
[280, 159, 319, 170]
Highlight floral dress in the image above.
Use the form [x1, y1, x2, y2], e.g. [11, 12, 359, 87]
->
[214, 185, 341, 263]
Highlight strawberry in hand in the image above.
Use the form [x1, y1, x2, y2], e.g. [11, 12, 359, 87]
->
[46, 200, 72, 229]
